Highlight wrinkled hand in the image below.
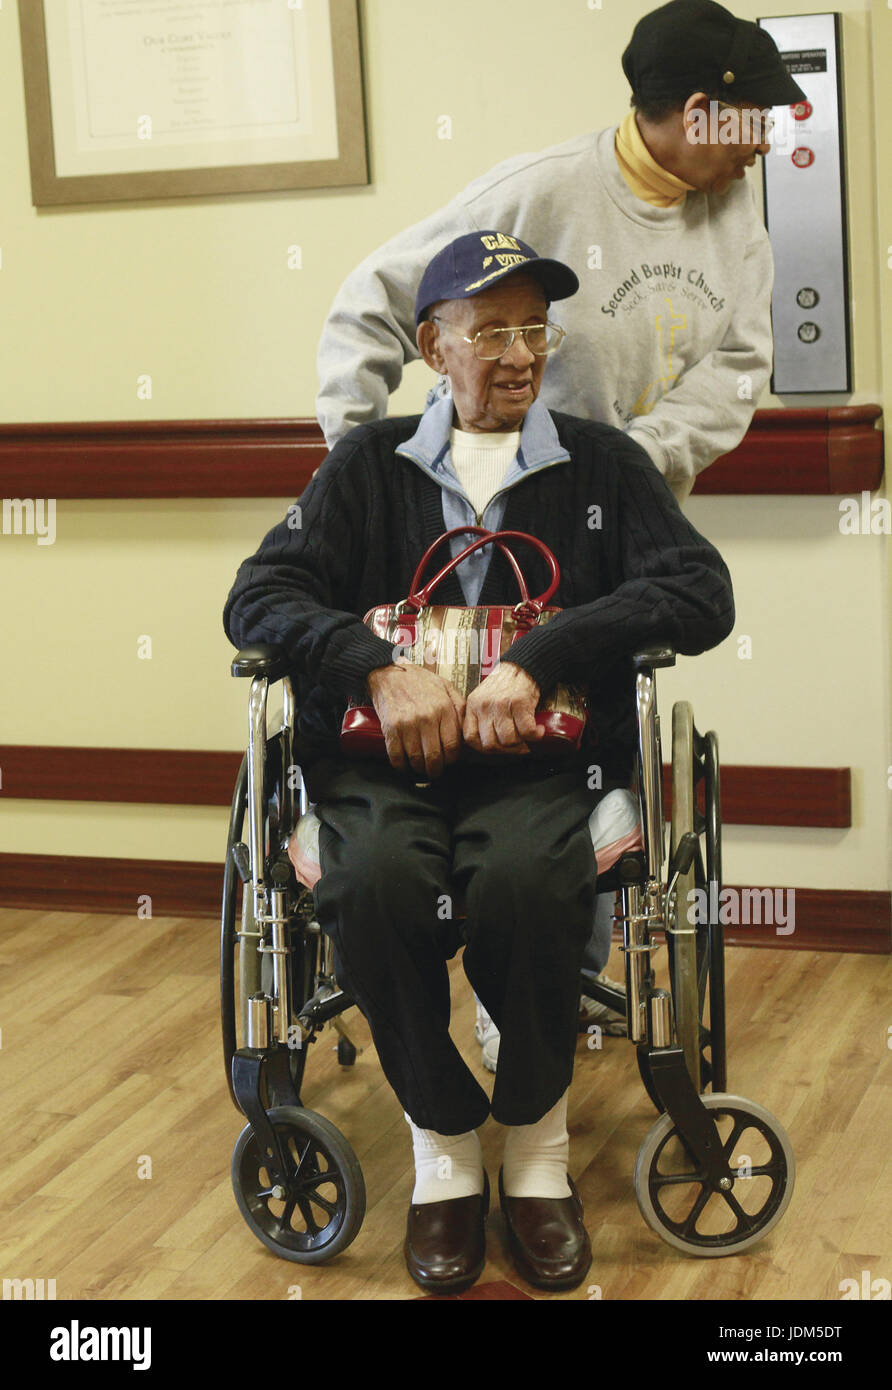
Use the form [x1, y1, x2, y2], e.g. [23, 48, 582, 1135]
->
[367, 659, 465, 778]
[463, 662, 542, 756]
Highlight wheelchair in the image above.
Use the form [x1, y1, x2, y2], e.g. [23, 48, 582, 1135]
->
[221, 643, 795, 1264]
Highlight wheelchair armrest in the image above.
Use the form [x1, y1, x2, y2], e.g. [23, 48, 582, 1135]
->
[230, 644, 290, 681]
[632, 646, 676, 671]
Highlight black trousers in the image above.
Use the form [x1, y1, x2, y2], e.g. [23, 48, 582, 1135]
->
[305, 755, 604, 1133]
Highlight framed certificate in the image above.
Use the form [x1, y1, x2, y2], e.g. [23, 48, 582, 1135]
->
[19, 0, 369, 205]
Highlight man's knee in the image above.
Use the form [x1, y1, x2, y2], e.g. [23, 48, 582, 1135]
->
[463, 840, 596, 938]
[316, 825, 454, 952]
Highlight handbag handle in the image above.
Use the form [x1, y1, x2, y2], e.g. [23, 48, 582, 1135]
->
[409, 526, 528, 605]
[406, 527, 561, 618]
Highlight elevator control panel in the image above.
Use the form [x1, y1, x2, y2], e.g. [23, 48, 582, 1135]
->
[758, 13, 851, 393]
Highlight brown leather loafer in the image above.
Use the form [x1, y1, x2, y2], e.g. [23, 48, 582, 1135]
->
[404, 1173, 490, 1294]
[499, 1168, 592, 1291]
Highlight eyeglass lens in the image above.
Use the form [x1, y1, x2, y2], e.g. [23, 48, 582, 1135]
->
[474, 324, 561, 358]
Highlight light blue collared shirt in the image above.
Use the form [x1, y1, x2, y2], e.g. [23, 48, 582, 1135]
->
[395, 394, 571, 604]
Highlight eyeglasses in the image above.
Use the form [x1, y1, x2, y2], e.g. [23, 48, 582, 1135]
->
[431, 317, 566, 360]
[715, 101, 775, 143]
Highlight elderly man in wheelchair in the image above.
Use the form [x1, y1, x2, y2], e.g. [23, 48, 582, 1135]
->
[223, 230, 739, 1293]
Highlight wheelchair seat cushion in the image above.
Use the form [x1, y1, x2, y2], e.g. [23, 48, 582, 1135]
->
[287, 787, 643, 890]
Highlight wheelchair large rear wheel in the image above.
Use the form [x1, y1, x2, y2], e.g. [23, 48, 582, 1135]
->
[223, 735, 317, 1110]
[633, 1093, 794, 1256]
[637, 704, 725, 1109]
[232, 1106, 366, 1264]
[669, 701, 701, 1091]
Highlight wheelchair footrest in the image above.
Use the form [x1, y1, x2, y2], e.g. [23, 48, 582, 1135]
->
[298, 986, 355, 1030]
[580, 968, 625, 1016]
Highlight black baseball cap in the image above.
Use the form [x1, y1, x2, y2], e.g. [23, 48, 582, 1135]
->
[622, 0, 807, 108]
[414, 231, 579, 327]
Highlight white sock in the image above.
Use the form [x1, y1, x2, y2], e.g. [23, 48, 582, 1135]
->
[501, 1089, 572, 1199]
[405, 1113, 485, 1204]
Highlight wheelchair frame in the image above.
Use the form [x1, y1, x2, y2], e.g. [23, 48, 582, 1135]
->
[221, 644, 794, 1265]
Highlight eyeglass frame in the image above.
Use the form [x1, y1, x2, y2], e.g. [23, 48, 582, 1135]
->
[713, 100, 775, 142]
[429, 316, 566, 360]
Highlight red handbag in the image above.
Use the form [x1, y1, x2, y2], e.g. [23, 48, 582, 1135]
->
[340, 527, 588, 757]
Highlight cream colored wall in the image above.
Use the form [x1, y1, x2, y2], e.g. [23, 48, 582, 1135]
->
[0, 0, 888, 899]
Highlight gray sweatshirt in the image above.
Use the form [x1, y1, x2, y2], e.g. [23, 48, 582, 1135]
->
[315, 124, 774, 501]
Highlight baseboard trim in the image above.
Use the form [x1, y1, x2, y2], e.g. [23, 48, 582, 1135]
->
[614, 886, 890, 954]
[0, 854, 887, 953]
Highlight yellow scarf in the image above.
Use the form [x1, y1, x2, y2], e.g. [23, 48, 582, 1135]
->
[614, 111, 697, 208]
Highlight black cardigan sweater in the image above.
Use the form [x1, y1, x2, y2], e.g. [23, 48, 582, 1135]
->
[223, 411, 735, 779]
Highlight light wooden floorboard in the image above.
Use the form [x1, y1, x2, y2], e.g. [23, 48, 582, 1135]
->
[0, 907, 889, 1301]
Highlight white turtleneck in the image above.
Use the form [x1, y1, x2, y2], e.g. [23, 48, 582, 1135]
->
[449, 426, 520, 520]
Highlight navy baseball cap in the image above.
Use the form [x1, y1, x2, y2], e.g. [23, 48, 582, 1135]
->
[414, 231, 580, 327]
[622, 0, 806, 108]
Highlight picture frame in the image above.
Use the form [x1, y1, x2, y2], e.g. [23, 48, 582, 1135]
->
[18, 0, 369, 206]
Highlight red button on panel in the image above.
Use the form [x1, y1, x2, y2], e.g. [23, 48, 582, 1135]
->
[792, 146, 815, 168]
[792, 100, 813, 120]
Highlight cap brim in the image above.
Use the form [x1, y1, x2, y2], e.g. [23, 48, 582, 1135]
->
[740, 67, 808, 108]
[513, 257, 580, 303]
[456, 256, 580, 304]
[416, 256, 579, 324]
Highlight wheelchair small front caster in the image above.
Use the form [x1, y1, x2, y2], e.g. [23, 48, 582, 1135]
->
[337, 1036, 357, 1066]
[633, 1093, 794, 1256]
[232, 1106, 366, 1263]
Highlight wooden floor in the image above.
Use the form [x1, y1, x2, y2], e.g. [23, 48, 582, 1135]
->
[0, 905, 889, 1302]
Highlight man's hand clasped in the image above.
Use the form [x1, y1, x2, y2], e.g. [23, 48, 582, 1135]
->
[367, 658, 543, 778]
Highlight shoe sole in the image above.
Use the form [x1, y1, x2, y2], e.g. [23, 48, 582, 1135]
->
[404, 1249, 487, 1295]
[503, 1239, 592, 1292]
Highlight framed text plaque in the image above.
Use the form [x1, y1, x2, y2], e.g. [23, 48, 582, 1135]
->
[18, 0, 369, 205]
